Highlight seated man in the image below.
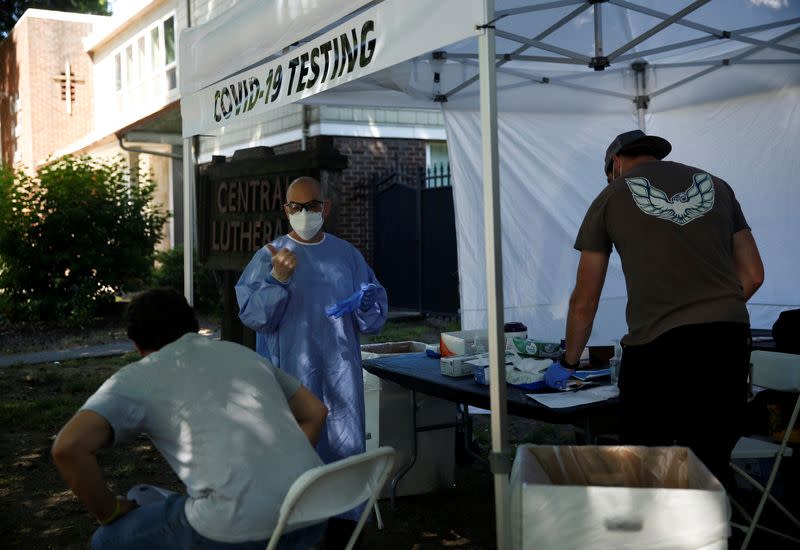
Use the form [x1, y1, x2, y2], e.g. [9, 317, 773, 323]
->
[52, 288, 329, 549]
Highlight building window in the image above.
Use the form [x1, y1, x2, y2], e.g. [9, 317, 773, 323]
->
[125, 44, 133, 85]
[113, 13, 176, 94]
[114, 53, 122, 91]
[150, 25, 161, 69]
[137, 36, 146, 80]
[426, 142, 451, 188]
[164, 16, 175, 65]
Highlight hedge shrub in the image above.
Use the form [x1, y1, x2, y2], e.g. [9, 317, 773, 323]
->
[150, 246, 222, 314]
[0, 157, 167, 324]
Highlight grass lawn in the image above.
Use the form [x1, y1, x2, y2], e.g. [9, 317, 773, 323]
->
[0, 353, 185, 549]
[2, 319, 519, 549]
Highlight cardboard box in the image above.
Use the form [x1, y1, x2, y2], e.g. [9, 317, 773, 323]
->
[510, 445, 730, 550]
[439, 329, 488, 357]
[361, 341, 427, 355]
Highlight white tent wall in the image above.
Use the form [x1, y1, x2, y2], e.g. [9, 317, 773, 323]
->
[445, 84, 800, 338]
[649, 85, 800, 329]
[444, 108, 630, 340]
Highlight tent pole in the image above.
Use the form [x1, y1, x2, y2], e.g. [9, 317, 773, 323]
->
[479, 0, 510, 548]
[182, 136, 195, 305]
[594, 1, 603, 59]
[633, 62, 648, 132]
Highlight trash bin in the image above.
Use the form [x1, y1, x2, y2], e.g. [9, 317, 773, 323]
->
[510, 445, 730, 550]
[362, 342, 456, 498]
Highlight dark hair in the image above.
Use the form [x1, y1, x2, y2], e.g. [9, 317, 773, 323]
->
[126, 288, 199, 351]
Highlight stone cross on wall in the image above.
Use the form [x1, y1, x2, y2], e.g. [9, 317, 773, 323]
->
[52, 60, 85, 115]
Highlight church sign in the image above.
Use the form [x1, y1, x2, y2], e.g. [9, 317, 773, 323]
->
[197, 143, 347, 271]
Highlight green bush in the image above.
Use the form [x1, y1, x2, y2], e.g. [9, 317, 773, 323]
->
[150, 246, 221, 314]
[0, 157, 167, 324]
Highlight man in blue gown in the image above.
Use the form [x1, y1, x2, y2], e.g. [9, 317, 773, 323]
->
[235, 176, 387, 545]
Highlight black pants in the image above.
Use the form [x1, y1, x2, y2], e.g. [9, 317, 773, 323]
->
[619, 322, 751, 489]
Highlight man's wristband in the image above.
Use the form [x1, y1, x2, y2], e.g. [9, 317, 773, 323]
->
[98, 496, 124, 525]
[558, 353, 580, 370]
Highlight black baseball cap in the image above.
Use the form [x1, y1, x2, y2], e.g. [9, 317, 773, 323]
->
[604, 130, 671, 175]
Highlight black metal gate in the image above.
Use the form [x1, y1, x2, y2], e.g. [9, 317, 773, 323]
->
[373, 164, 459, 315]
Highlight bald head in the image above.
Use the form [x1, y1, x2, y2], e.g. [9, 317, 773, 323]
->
[287, 177, 324, 202]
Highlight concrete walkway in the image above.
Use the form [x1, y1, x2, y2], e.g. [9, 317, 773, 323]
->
[0, 328, 221, 368]
[0, 311, 427, 367]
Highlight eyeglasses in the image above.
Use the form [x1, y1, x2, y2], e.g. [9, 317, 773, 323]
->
[284, 200, 324, 214]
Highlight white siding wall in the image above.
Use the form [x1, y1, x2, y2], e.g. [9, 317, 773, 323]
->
[92, 2, 179, 138]
[188, 0, 240, 27]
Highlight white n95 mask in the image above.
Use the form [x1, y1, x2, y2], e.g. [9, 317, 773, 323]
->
[288, 210, 324, 240]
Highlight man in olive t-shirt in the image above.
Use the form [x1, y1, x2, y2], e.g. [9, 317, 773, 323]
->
[545, 130, 765, 487]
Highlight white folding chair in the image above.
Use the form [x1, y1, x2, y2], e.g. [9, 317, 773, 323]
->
[730, 351, 800, 549]
[266, 446, 395, 550]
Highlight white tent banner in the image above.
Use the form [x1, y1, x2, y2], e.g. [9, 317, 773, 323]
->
[178, 0, 376, 98]
[180, 0, 484, 137]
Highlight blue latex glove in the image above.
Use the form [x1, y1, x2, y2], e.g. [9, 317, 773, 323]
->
[325, 283, 377, 319]
[544, 361, 573, 390]
[359, 284, 377, 312]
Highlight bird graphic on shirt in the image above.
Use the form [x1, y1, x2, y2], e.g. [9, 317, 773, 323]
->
[625, 172, 715, 226]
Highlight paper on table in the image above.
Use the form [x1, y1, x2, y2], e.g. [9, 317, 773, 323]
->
[572, 368, 610, 381]
[527, 385, 619, 409]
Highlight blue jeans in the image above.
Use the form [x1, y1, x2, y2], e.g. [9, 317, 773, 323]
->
[91, 493, 325, 550]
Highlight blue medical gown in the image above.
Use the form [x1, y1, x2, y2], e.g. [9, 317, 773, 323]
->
[235, 233, 388, 467]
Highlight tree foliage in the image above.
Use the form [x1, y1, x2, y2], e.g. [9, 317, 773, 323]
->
[0, 156, 167, 324]
[150, 246, 222, 315]
[1, 1, 110, 39]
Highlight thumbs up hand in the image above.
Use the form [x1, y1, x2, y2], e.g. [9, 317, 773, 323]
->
[266, 243, 297, 283]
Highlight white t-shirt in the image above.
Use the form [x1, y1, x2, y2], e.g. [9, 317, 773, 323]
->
[80, 333, 323, 543]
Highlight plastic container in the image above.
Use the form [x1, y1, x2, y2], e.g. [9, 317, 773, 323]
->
[504, 322, 528, 341]
[511, 337, 561, 358]
[609, 340, 622, 386]
[474, 364, 490, 386]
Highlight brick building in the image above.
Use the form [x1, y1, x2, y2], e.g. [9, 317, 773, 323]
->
[1, 2, 453, 312]
[270, 135, 429, 265]
[0, 10, 105, 169]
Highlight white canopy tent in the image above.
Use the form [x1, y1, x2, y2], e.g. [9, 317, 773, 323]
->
[179, 1, 800, 546]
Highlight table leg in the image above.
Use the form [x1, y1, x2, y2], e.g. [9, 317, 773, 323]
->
[462, 404, 488, 465]
[389, 392, 465, 508]
[584, 415, 594, 445]
[390, 389, 418, 509]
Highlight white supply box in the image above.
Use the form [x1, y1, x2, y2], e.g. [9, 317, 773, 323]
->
[510, 445, 730, 550]
[440, 352, 490, 377]
[439, 329, 488, 357]
[362, 342, 456, 498]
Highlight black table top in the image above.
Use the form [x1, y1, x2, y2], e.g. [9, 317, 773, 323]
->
[362, 352, 619, 425]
